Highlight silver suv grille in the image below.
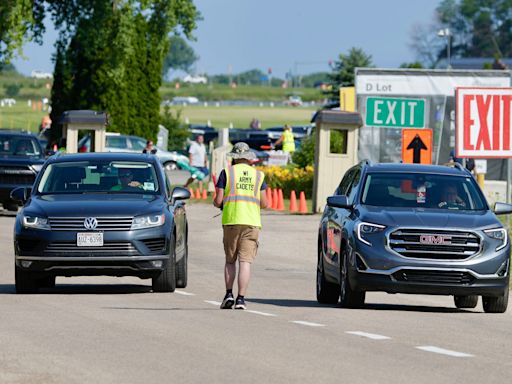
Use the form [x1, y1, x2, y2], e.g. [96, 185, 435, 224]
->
[48, 217, 133, 231]
[45, 241, 138, 256]
[388, 229, 481, 260]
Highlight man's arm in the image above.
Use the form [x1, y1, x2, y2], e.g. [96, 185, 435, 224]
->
[213, 188, 224, 208]
[260, 188, 267, 209]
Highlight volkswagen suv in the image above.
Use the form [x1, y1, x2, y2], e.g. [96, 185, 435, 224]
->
[317, 161, 511, 313]
[11, 152, 190, 293]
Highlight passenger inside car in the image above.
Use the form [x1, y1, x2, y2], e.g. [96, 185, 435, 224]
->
[438, 183, 466, 208]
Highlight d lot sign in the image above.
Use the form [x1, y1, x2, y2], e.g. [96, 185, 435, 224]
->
[456, 87, 512, 158]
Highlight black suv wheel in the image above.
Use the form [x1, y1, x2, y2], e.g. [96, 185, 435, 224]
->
[316, 245, 339, 304]
[339, 249, 365, 308]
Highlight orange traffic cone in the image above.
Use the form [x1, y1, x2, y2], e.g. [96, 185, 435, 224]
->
[272, 188, 279, 210]
[298, 191, 308, 214]
[289, 190, 298, 213]
[266, 187, 273, 209]
[202, 189, 208, 200]
[189, 187, 195, 199]
[277, 189, 285, 211]
[195, 189, 201, 199]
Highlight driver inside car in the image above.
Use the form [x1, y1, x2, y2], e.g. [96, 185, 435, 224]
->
[111, 169, 142, 191]
[438, 184, 466, 208]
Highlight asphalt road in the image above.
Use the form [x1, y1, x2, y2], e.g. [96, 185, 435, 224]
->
[0, 204, 511, 384]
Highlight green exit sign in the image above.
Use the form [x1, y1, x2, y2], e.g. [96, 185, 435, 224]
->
[366, 97, 426, 128]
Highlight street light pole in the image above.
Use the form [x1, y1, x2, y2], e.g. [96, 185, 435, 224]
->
[437, 28, 452, 69]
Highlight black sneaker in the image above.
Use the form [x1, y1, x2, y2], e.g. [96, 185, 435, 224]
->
[235, 296, 246, 310]
[220, 293, 234, 309]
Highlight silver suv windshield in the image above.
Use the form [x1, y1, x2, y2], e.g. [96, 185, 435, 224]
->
[361, 173, 487, 210]
[37, 160, 160, 194]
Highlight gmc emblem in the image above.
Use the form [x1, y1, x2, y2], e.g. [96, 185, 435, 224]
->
[420, 235, 451, 245]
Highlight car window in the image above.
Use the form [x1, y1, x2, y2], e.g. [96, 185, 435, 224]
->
[106, 136, 128, 149]
[130, 138, 146, 151]
[361, 172, 487, 210]
[337, 169, 355, 195]
[37, 160, 160, 194]
[347, 169, 361, 204]
[0, 135, 42, 157]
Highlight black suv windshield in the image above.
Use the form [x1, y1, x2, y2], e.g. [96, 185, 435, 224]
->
[361, 172, 487, 210]
[37, 160, 160, 194]
[0, 134, 42, 157]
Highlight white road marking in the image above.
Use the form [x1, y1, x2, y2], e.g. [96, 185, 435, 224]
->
[345, 331, 391, 340]
[416, 346, 474, 358]
[290, 321, 325, 327]
[246, 310, 277, 317]
[175, 291, 195, 296]
[204, 300, 222, 306]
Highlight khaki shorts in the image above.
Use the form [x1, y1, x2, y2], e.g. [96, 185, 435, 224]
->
[223, 225, 260, 264]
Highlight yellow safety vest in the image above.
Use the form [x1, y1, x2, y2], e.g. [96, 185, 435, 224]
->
[222, 164, 264, 227]
[282, 130, 295, 152]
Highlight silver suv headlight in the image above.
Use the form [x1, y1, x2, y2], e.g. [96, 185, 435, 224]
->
[131, 214, 165, 230]
[357, 222, 386, 246]
[484, 228, 508, 251]
[22, 215, 50, 230]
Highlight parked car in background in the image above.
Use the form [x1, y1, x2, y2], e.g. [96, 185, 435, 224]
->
[183, 75, 207, 84]
[170, 96, 199, 105]
[284, 95, 303, 106]
[31, 70, 53, 79]
[189, 125, 218, 145]
[11, 152, 190, 293]
[0, 130, 45, 211]
[229, 128, 278, 150]
[78, 132, 189, 172]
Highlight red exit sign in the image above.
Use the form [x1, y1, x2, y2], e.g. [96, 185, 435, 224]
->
[456, 87, 512, 158]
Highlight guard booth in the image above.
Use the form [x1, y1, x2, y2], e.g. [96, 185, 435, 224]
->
[59, 110, 108, 153]
[312, 110, 362, 212]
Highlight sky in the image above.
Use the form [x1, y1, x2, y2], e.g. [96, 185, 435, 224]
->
[13, 0, 440, 79]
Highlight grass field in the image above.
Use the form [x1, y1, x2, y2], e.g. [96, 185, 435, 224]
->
[1, 72, 320, 131]
[160, 82, 323, 102]
[168, 105, 316, 129]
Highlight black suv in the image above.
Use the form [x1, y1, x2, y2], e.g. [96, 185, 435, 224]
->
[317, 161, 512, 313]
[11, 152, 190, 293]
[0, 130, 45, 211]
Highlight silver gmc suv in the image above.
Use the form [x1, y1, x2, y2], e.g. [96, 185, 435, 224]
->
[317, 162, 511, 313]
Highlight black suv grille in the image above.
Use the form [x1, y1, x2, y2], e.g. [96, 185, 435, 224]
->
[48, 217, 133, 231]
[0, 166, 35, 185]
[388, 229, 481, 260]
[393, 269, 475, 285]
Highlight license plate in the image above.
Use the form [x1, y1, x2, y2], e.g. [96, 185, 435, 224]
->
[77, 232, 103, 247]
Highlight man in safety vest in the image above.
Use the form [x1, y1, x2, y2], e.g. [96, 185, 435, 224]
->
[273, 124, 295, 154]
[213, 142, 268, 310]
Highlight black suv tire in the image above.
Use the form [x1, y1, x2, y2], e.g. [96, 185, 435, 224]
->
[339, 249, 365, 308]
[316, 247, 339, 304]
[15, 266, 38, 294]
[482, 287, 509, 313]
[454, 295, 478, 309]
[176, 243, 188, 289]
[152, 236, 176, 293]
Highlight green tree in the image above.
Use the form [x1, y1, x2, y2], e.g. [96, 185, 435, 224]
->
[45, 0, 199, 140]
[163, 35, 198, 77]
[399, 61, 424, 69]
[0, 0, 45, 64]
[436, 0, 512, 58]
[292, 134, 316, 168]
[326, 47, 373, 101]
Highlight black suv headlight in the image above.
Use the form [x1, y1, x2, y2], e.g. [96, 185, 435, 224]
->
[357, 222, 386, 246]
[22, 215, 50, 230]
[484, 228, 508, 251]
[131, 214, 165, 230]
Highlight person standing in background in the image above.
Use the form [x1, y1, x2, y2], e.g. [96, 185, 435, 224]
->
[185, 134, 209, 191]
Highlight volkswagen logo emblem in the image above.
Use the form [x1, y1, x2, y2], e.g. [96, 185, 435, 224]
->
[84, 217, 98, 230]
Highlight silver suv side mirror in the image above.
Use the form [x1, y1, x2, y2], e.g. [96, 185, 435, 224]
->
[494, 202, 512, 215]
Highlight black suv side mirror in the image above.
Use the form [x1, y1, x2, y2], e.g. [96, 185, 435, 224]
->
[494, 202, 512, 215]
[326, 195, 353, 210]
[10, 187, 31, 204]
[170, 186, 191, 204]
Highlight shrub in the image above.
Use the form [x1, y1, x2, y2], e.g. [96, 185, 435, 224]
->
[160, 105, 189, 151]
[292, 134, 315, 168]
[257, 165, 314, 198]
[4, 83, 21, 97]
